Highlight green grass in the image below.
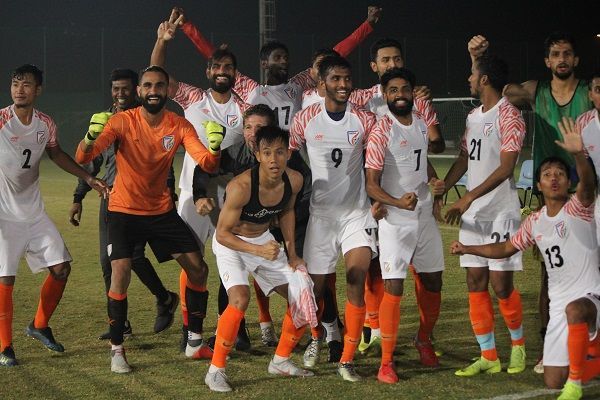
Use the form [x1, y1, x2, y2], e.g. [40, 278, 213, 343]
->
[2, 154, 598, 399]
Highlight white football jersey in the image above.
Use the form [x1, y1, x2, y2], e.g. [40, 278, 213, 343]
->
[234, 70, 315, 131]
[579, 109, 600, 183]
[511, 195, 600, 311]
[365, 111, 430, 223]
[290, 101, 376, 219]
[461, 97, 525, 220]
[0, 105, 57, 221]
[172, 82, 247, 191]
[301, 88, 323, 110]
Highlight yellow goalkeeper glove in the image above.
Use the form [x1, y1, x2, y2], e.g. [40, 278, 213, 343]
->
[202, 120, 224, 154]
[84, 112, 113, 145]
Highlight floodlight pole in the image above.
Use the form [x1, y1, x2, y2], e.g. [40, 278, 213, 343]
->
[259, 0, 276, 83]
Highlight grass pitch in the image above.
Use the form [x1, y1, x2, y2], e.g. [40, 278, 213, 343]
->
[2, 155, 599, 399]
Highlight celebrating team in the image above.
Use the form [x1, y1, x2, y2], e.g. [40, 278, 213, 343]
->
[0, 5, 599, 400]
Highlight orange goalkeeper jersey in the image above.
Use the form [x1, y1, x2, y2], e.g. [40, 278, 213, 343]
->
[76, 106, 219, 215]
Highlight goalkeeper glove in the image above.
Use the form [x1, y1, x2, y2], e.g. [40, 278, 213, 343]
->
[84, 112, 113, 145]
[202, 120, 224, 154]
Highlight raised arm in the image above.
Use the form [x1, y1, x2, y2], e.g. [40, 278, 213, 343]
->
[47, 143, 108, 197]
[557, 116, 596, 206]
[333, 6, 381, 58]
[503, 81, 537, 109]
[450, 238, 520, 259]
[150, 9, 184, 98]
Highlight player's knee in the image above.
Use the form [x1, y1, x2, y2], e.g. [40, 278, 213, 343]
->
[543, 373, 565, 389]
[0, 276, 15, 286]
[384, 278, 403, 296]
[565, 299, 589, 324]
[490, 280, 513, 299]
[420, 272, 443, 292]
[228, 292, 250, 311]
[346, 266, 366, 287]
[50, 262, 71, 281]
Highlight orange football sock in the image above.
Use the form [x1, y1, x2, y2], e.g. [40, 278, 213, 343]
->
[416, 289, 441, 343]
[498, 289, 524, 346]
[275, 308, 306, 358]
[0, 283, 14, 351]
[469, 291, 497, 361]
[212, 304, 244, 368]
[340, 301, 366, 364]
[379, 292, 401, 365]
[253, 279, 272, 323]
[179, 270, 188, 326]
[364, 267, 384, 330]
[568, 322, 589, 382]
[34, 274, 67, 329]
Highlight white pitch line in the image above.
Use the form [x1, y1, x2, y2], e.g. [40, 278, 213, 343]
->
[478, 381, 600, 400]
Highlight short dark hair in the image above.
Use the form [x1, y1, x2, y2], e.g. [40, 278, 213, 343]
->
[535, 156, 570, 183]
[370, 38, 404, 62]
[260, 41, 288, 61]
[381, 67, 416, 89]
[589, 70, 600, 89]
[255, 125, 289, 149]
[475, 54, 509, 93]
[110, 68, 138, 87]
[544, 31, 577, 58]
[318, 55, 352, 81]
[12, 64, 43, 86]
[243, 104, 276, 126]
[139, 65, 169, 84]
[311, 48, 341, 65]
[208, 48, 238, 70]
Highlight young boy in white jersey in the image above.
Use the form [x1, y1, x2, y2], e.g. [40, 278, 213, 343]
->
[443, 53, 527, 376]
[365, 67, 445, 383]
[0, 64, 108, 366]
[451, 117, 600, 400]
[290, 55, 378, 381]
[205, 126, 314, 392]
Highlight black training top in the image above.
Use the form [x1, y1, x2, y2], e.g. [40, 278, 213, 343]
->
[239, 165, 292, 225]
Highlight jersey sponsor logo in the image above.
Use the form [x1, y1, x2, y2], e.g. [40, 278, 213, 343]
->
[347, 130, 360, 145]
[162, 134, 175, 151]
[284, 87, 296, 100]
[37, 131, 45, 144]
[201, 108, 210, 114]
[588, 145, 596, 152]
[536, 234, 543, 241]
[226, 114, 239, 127]
[314, 133, 324, 141]
[261, 90, 269, 96]
[483, 122, 494, 137]
[554, 221, 566, 239]
[399, 139, 408, 147]
[9, 136, 18, 143]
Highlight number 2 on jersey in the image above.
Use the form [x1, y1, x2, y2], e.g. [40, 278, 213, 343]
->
[22, 148, 32, 169]
[331, 148, 343, 168]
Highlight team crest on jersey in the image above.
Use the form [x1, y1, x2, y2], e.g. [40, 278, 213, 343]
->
[347, 130, 360, 145]
[284, 87, 296, 100]
[226, 114, 239, 127]
[37, 131, 46, 144]
[554, 221, 566, 239]
[162, 134, 175, 151]
[483, 122, 494, 137]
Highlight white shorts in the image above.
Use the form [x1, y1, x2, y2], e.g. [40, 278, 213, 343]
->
[177, 190, 216, 250]
[378, 216, 444, 280]
[459, 217, 522, 271]
[212, 231, 293, 295]
[0, 213, 72, 277]
[544, 293, 600, 367]
[303, 211, 377, 275]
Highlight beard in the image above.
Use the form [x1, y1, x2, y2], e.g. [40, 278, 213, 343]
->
[209, 74, 234, 94]
[268, 64, 288, 83]
[140, 94, 167, 114]
[388, 97, 413, 117]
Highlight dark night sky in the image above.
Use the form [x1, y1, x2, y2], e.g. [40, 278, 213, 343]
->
[0, 0, 597, 146]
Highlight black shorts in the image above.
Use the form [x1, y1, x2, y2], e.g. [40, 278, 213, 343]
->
[107, 209, 200, 263]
